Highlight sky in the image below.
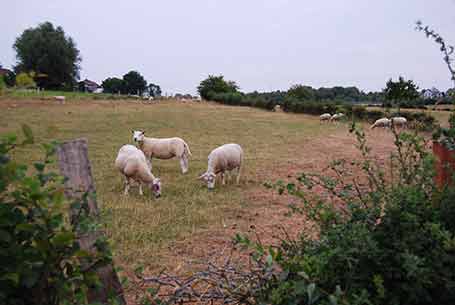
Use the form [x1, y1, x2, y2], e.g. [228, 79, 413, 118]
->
[1, 0, 454, 95]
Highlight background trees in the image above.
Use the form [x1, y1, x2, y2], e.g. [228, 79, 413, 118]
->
[147, 83, 162, 98]
[383, 76, 419, 111]
[122, 71, 147, 95]
[101, 71, 151, 96]
[13, 22, 81, 90]
[101, 77, 124, 94]
[197, 75, 239, 100]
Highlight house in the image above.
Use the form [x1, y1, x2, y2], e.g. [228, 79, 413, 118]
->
[78, 79, 100, 93]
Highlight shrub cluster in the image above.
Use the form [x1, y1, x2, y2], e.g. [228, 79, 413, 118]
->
[0, 127, 116, 305]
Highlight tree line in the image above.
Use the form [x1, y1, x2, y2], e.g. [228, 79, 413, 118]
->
[0, 22, 161, 97]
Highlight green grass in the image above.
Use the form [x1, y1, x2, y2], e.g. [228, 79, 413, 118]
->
[0, 99, 338, 266]
[1, 88, 125, 100]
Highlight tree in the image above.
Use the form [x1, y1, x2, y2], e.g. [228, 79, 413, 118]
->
[102, 77, 125, 94]
[383, 76, 419, 111]
[197, 75, 239, 100]
[15, 72, 36, 89]
[147, 83, 161, 97]
[122, 71, 147, 95]
[287, 84, 315, 100]
[13, 22, 81, 90]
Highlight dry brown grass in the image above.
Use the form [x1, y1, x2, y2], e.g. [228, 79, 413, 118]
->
[0, 98, 342, 267]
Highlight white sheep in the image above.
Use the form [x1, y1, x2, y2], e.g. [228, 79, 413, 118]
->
[319, 113, 332, 122]
[330, 113, 345, 122]
[115, 144, 161, 197]
[370, 118, 391, 129]
[390, 116, 407, 128]
[54, 96, 65, 104]
[273, 105, 282, 112]
[198, 143, 243, 189]
[132, 130, 192, 174]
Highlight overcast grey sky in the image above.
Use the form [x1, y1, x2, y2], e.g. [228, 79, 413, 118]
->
[1, 0, 454, 94]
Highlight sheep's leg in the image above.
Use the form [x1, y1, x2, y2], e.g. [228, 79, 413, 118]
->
[139, 183, 143, 196]
[221, 172, 226, 185]
[236, 165, 242, 184]
[123, 178, 130, 195]
[180, 156, 188, 174]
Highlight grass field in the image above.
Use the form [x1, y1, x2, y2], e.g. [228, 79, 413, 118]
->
[0, 98, 342, 267]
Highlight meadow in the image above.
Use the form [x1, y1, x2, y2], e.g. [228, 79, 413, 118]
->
[0, 98, 345, 268]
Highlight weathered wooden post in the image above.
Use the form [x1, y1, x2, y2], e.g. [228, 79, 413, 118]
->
[57, 138, 126, 305]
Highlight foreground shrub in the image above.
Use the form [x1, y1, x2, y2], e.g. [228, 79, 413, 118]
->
[0, 128, 113, 305]
[250, 126, 455, 305]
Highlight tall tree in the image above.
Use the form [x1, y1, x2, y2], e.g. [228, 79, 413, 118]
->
[122, 71, 147, 95]
[13, 22, 81, 90]
[197, 75, 239, 100]
[383, 76, 419, 112]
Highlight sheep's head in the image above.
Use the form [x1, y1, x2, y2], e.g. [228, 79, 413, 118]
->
[198, 172, 216, 189]
[132, 130, 145, 142]
[148, 178, 161, 198]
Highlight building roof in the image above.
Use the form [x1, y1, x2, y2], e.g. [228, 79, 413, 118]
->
[79, 79, 100, 88]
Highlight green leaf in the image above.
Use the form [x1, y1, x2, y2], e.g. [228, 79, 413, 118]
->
[21, 124, 34, 144]
[1, 273, 20, 285]
[51, 231, 75, 247]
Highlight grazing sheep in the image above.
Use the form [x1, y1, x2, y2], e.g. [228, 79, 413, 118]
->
[115, 144, 161, 197]
[198, 143, 243, 189]
[370, 118, 391, 129]
[54, 96, 65, 104]
[319, 113, 332, 122]
[132, 130, 192, 174]
[330, 113, 345, 122]
[391, 116, 407, 128]
[273, 105, 282, 112]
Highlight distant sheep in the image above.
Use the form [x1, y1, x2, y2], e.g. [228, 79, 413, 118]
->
[319, 113, 332, 122]
[115, 144, 161, 197]
[54, 96, 65, 104]
[391, 116, 407, 128]
[198, 143, 243, 189]
[370, 118, 391, 129]
[273, 105, 282, 112]
[330, 113, 345, 122]
[132, 130, 192, 174]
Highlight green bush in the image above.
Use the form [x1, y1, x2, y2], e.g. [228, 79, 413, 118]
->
[0, 127, 114, 305]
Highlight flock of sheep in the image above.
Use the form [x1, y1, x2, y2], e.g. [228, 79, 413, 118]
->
[319, 112, 408, 129]
[114, 112, 406, 199]
[114, 131, 243, 198]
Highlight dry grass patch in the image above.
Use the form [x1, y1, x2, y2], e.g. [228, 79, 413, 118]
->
[0, 99, 339, 266]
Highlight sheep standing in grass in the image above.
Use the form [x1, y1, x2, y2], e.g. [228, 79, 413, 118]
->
[115, 144, 161, 197]
[320, 113, 332, 122]
[132, 130, 192, 174]
[330, 113, 345, 122]
[198, 143, 243, 189]
[370, 118, 391, 129]
[391, 116, 407, 129]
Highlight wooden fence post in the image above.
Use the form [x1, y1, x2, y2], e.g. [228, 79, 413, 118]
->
[57, 138, 126, 305]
